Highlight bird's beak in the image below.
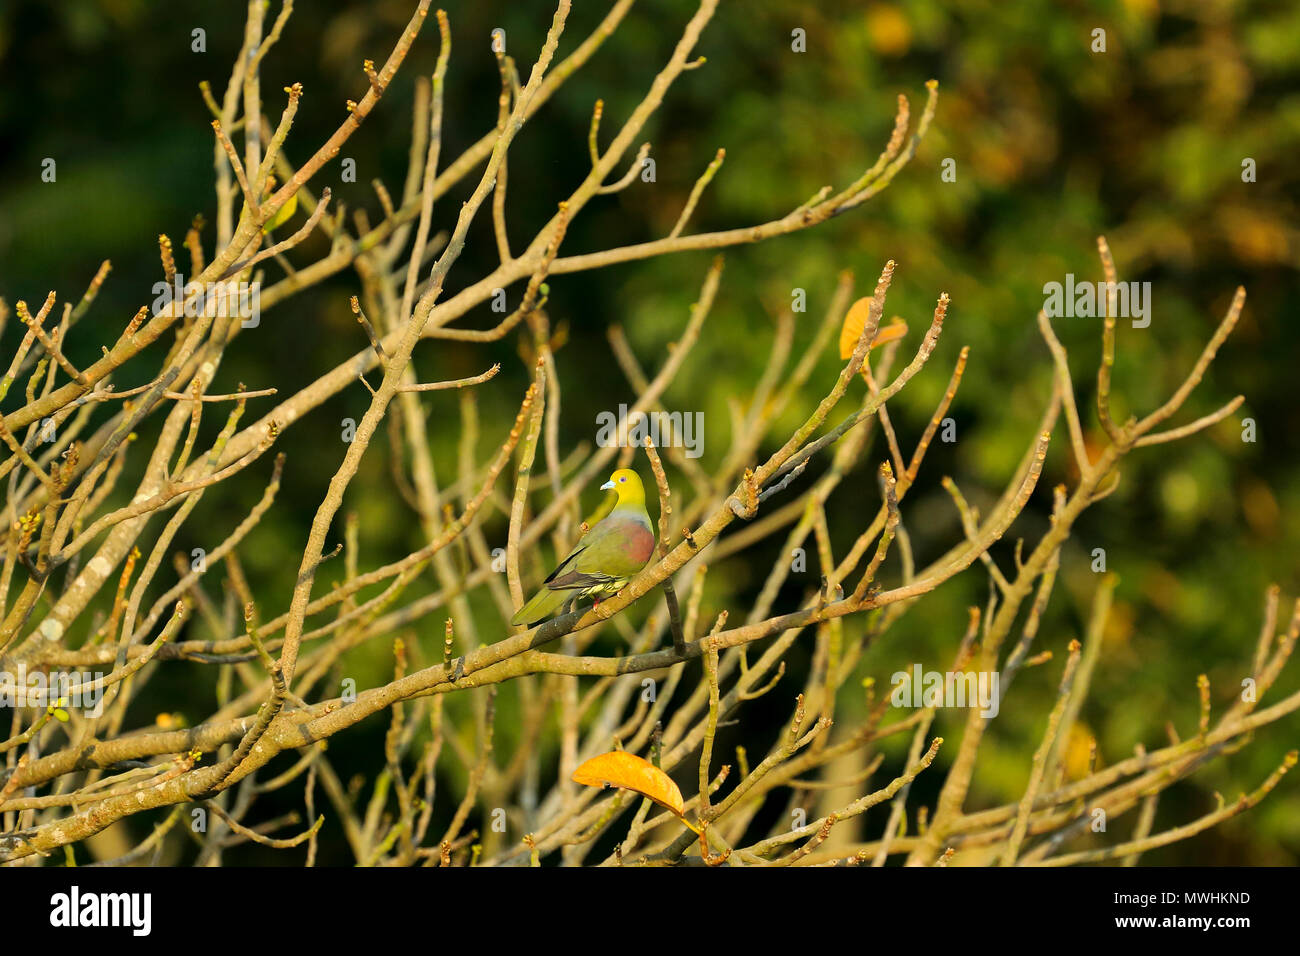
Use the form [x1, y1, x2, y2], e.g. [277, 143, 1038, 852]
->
[599, 480, 615, 491]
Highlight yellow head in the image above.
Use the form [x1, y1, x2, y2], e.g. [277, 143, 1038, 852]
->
[600, 468, 646, 507]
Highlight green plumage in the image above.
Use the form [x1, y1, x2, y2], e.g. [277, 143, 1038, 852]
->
[511, 469, 656, 626]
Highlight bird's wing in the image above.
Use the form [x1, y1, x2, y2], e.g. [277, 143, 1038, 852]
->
[542, 542, 618, 592]
[543, 513, 654, 591]
[573, 514, 655, 578]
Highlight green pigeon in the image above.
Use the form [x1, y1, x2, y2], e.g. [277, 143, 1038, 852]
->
[511, 468, 656, 626]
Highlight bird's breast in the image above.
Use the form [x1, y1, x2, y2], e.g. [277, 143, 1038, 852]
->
[605, 515, 656, 569]
[626, 521, 655, 565]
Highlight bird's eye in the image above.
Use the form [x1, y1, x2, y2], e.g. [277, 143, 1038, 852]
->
[619, 477, 626, 483]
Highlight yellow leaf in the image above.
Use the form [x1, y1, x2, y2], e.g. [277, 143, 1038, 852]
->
[838, 295, 908, 360]
[865, 4, 912, 57]
[572, 750, 685, 817]
[262, 191, 299, 234]
[1064, 723, 1100, 782]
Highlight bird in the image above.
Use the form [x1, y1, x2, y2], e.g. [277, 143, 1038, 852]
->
[510, 468, 656, 626]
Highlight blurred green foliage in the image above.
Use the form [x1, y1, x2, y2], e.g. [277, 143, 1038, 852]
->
[1, 0, 1296, 864]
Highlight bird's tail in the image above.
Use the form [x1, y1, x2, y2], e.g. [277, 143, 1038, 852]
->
[510, 586, 570, 627]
